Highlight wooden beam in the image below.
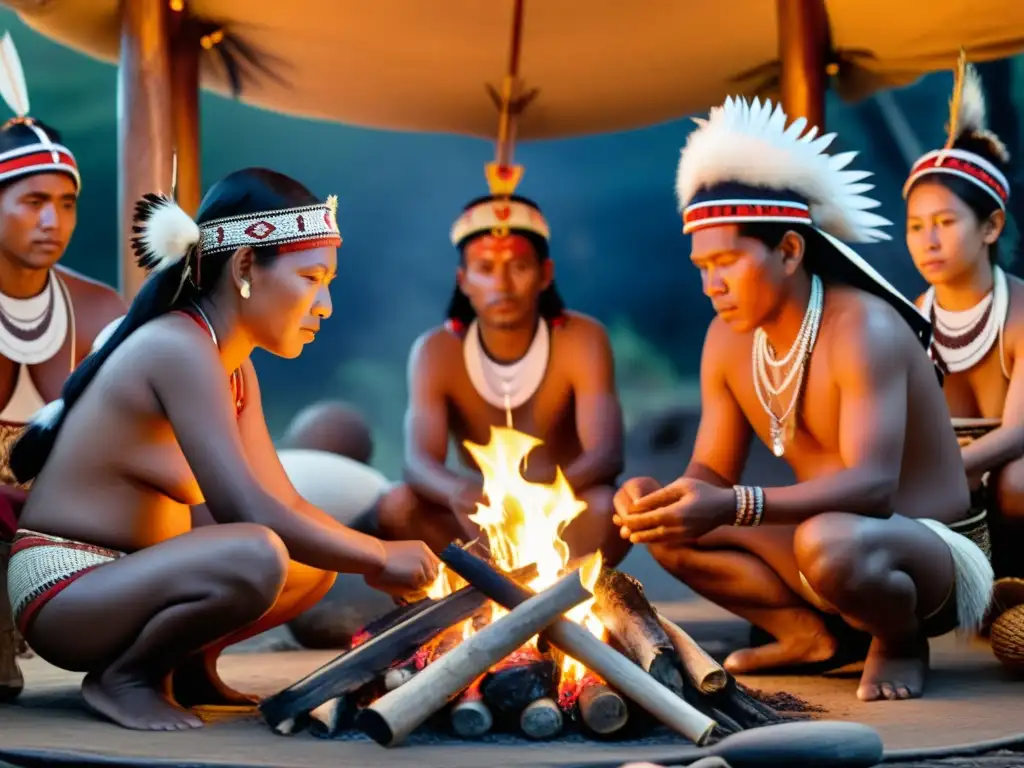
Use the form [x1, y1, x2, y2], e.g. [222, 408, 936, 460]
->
[776, 0, 828, 130]
[117, 0, 174, 301]
[169, 7, 202, 217]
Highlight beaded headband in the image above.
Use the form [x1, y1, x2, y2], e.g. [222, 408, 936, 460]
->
[902, 53, 1010, 210]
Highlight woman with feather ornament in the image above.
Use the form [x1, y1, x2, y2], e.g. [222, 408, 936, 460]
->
[2, 167, 439, 731]
[904, 54, 1022, 582]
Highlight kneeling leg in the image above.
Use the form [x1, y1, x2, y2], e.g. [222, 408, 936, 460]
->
[795, 513, 957, 702]
[172, 558, 335, 708]
[376, 483, 475, 553]
[649, 526, 841, 674]
[25, 523, 289, 730]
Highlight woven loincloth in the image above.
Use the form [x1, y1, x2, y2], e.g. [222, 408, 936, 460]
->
[0, 422, 30, 490]
[799, 510, 994, 634]
[7, 529, 123, 635]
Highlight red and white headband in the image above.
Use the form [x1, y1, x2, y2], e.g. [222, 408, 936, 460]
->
[902, 148, 1009, 210]
[451, 196, 549, 246]
[0, 33, 80, 190]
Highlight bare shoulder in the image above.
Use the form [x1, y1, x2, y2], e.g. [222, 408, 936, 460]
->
[824, 287, 912, 369]
[56, 266, 127, 319]
[554, 310, 612, 350]
[701, 314, 748, 371]
[408, 325, 462, 379]
[1004, 272, 1024, 327]
[117, 312, 219, 374]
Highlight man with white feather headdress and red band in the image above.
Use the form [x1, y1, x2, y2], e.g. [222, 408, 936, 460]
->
[613, 96, 993, 702]
[0, 31, 125, 702]
[903, 54, 1024, 584]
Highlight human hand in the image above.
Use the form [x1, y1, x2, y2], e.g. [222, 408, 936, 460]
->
[612, 477, 663, 534]
[365, 540, 441, 597]
[617, 477, 734, 544]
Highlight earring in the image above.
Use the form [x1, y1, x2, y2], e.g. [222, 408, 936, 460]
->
[240, 279, 251, 299]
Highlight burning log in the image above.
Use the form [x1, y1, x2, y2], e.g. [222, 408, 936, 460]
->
[656, 611, 728, 695]
[259, 563, 536, 731]
[480, 647, 558, 721]
[307, 697, 349, 738]
[575, 673, 629, 735]
[440, 545, 718, 745]
[356, 557, 596, 747]
[593, 569, 684, 696]
[383, 665, 415, 691]
[520, 697, 563, 739]
[450, 680, 493, 738]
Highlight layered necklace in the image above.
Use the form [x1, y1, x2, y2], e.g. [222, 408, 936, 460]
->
[463, 318, 550, 428]
[0, 270, 71, 365]
[924, 265, 1009, 377]
[752, 274, 824, 458]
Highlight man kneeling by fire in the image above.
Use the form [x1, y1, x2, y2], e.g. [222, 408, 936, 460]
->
[615, 96, 994, 703]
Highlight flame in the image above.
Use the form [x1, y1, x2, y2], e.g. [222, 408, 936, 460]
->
[453, 426, 607, 685]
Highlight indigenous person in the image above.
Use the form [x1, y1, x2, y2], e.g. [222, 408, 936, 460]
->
[377, 164, 627, 565]
[903, 58, 1021, 580]
[4, 167, 439, 731]
[0, 32, 125, 701]
[614, 97, 994, 702]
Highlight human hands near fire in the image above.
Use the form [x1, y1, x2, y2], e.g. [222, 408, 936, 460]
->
[364, 540, 441, 597]
[613, 476, 733, 544]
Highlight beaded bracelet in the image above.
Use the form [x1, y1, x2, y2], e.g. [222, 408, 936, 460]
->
[732, 485, 764, 526]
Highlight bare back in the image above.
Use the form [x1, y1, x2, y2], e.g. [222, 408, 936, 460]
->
[914, 275, 1024, 420]
[702, 285, 969, 522]
[19, 313, 246, 552]
[416, 312, 611, 483]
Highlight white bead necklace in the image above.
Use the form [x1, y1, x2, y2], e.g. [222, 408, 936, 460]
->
[752, 274, 824, 457]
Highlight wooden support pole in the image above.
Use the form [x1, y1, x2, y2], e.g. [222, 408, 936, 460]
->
[118, 0, 174, 300]
[169, 7, 202, 217]
[776, 0, 828, 130]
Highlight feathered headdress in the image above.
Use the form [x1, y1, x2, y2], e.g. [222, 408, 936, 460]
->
[903, 51, 1010, 209]
[0, 31, 81, 190]
[676, 95, 930, 345]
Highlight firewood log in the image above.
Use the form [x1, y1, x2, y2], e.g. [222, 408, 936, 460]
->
[520, 697, 563, 739]
[307, 697, 352, 738]
[576, 674, 629, 735]
[259, 563, 536, 730]
[656, 611, 727, 694]
[479, 647, 558, 724]
[593, 569, 684, 697]
[356, 557, 596, 747]
[439, 545, 718, 745]
[450, 679, 492, 738]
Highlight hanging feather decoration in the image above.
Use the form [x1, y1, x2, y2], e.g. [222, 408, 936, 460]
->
[942, 48, 1010, 163]
[130, 193, 201, 272]
[0, 31, 30, 120]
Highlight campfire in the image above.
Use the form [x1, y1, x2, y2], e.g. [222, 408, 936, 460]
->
[260, 427, 797, 746]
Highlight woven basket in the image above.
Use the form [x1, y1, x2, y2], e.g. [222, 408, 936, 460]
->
[989, 578, 1024, 673]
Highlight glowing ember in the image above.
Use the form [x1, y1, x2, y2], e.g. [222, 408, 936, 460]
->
[427, 426, 606, 686]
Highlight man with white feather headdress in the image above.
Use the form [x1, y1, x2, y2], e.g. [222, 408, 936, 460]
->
[613, 96, 994, 702]
[903, 54, 1023, 586]
[0, 31, 125, 702]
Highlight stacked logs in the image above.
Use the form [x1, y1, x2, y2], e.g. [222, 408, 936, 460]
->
[260, 548, 795, 745]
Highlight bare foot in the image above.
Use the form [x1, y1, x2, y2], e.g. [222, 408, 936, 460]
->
[725, 611, 838, 674]
[857, 635, 929, 702]
[82, 669, 204, 730]
[171, 653, 258, 708]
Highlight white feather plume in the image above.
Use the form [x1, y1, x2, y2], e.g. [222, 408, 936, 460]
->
[31, 398, 64, 430]
[675, 97, 891, 243]
[131, 194, 200, 271]
[954, 64, 986, 136]
[0, 32, 29, 118]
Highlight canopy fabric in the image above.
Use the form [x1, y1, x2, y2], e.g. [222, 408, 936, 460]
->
[6, 0, 1024, 138]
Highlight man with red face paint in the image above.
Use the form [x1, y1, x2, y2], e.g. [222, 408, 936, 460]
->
[0, 33, 125, 702]
[614, 96, 992, 703]
[376, 190, 629, 566]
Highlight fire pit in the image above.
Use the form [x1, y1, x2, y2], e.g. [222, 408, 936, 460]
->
[259, 428, 807, 747]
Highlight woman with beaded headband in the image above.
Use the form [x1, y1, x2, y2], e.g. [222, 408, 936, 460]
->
[903, 55, 1022, 582]
[2, 167, 438, 731]
[614, 96, 992, 703]
[0, 31, 126, 703]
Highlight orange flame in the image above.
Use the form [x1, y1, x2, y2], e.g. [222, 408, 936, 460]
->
[425, 426, 606, 686]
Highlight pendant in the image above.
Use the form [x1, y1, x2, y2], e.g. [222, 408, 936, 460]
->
[771, 419, 785, 457]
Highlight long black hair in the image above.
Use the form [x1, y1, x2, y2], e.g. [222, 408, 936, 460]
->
[9, 167, 319, 484]
[906, 131, 1016, 266]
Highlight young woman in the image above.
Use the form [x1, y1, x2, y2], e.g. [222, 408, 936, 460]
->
[904, 61, 1019, 579]
[4, 167, 439, 731]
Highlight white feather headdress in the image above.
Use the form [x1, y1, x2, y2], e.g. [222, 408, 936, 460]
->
[0, 31, 29, 120]
[675, 96, 891, 244]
